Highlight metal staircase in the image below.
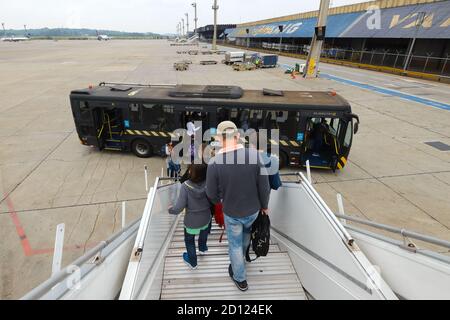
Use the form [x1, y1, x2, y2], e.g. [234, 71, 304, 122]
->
[160, 219, 306, 300]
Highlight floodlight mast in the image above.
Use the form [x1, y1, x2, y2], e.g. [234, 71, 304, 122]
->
[185, 13, 189, 35]
[192, 2, 198, 34]
[212, 0, 218, 50]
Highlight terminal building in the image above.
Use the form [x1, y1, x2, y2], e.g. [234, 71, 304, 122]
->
[220, 0, 450, 76]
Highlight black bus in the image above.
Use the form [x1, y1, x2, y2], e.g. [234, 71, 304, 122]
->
[70, 83, 359, 170]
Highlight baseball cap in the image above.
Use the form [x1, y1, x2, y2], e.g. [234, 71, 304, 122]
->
[216, 121, 239, 137]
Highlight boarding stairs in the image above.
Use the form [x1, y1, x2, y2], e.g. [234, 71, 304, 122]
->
[22, 173, 450, 300]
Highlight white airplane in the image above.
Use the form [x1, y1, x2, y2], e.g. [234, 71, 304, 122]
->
[97, 34, 110, 41]
[1, 35, 30, 42]
[96, 31, 110, 41]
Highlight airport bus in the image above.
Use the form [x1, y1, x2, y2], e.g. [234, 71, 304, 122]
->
[70, 83, 359, 170]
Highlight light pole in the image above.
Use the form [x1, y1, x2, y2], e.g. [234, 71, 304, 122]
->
[192, 2, 198, 34]
[2, 23, 5, 37]
[278, 25, 284, 52]
[212, 0, 218, 50]
[182, 18, 185, 36]
[304, 0, 330, 78]
[246, 28, 250, 48]
[185, 13, 189, 36]
[403, 11, 426, 72]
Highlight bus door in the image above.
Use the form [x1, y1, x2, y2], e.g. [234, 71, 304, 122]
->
[303, 117, 343, 170]
[335, 114, 359, 170]
[75, 101, 104, 149]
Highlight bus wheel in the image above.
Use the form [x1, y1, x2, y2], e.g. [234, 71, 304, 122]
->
[132, 139, 153, 158]
[279, 151, 288, 169]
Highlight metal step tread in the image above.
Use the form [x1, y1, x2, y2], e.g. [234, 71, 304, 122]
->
[161, 241, 305, 300]
[166, 244, 281, 257]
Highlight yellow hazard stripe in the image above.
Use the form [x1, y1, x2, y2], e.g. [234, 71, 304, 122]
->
[159, 132, 168, 137]
[126, 130, 134, 135]
[150, 131, 159, 137]
[280, 140, 289, 146]
[269, 139, 278, 145]
[337, 162, 343, 170]
[340, 157, 347, 165]
[290, 140, 299, 147]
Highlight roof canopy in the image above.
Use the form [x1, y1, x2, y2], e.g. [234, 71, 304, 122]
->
[225, 1, 450, 39]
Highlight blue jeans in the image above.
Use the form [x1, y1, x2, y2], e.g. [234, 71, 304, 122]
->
[184, 228, 209, 267]
[224, 211, 259, 282]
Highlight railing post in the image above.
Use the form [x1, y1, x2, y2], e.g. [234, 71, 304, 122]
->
[306, 160, 312, 184]
[337, 194, 346, 225]
[441, 54, 449, 75]
[369, 50, 375, 65]
[423, 52, 433, 73]
[52, 223, 65, 276]
[121, 201, 126, 229]
[381, 50, 388, 66]
[393, 51, 400, 68]
[360, 49, 366, 63]
[144, 165, 149, 192]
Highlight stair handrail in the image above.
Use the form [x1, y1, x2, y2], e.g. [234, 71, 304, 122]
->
[335, 213, 450, 250]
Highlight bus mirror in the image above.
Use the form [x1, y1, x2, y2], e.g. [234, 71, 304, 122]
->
[354, 122, 359, 134]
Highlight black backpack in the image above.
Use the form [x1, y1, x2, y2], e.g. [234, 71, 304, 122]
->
[245, 212, 270, 262]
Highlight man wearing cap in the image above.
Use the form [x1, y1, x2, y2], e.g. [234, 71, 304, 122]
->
[206, 121, 270, 292]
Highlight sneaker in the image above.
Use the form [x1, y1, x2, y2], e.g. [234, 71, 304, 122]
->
[199, 245, 208, 255]
[182, 252, 197, 270]
[228, 264, 248, 291]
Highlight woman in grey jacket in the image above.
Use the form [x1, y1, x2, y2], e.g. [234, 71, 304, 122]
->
[168, 164, 211, 269]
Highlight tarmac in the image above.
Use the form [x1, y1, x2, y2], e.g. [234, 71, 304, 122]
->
[0, 39, 449, 299]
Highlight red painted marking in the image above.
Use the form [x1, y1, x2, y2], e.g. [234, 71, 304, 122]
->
[4, 193, 98, 257]
[5, 195, 33, 256]
[32, 243, 98, 255]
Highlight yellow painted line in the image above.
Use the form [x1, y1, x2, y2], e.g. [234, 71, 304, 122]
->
[290, 140, 299, 147]
[151, 131, 159, 137]
[280, 140, 289, 146]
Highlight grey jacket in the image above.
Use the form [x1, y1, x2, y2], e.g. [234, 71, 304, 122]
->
[206, 147, 270, 218]
[168, 180, 211, 229]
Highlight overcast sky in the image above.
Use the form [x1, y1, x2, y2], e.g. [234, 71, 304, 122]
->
[2, 0, 368, 34]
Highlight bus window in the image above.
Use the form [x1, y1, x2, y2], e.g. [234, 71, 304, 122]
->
[142, 104, 177, 131]
[343, 121, 353, 148]
[130, 103, 141, 123]
[79, 101, 91, 121]
[276, 111, 299, 139]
